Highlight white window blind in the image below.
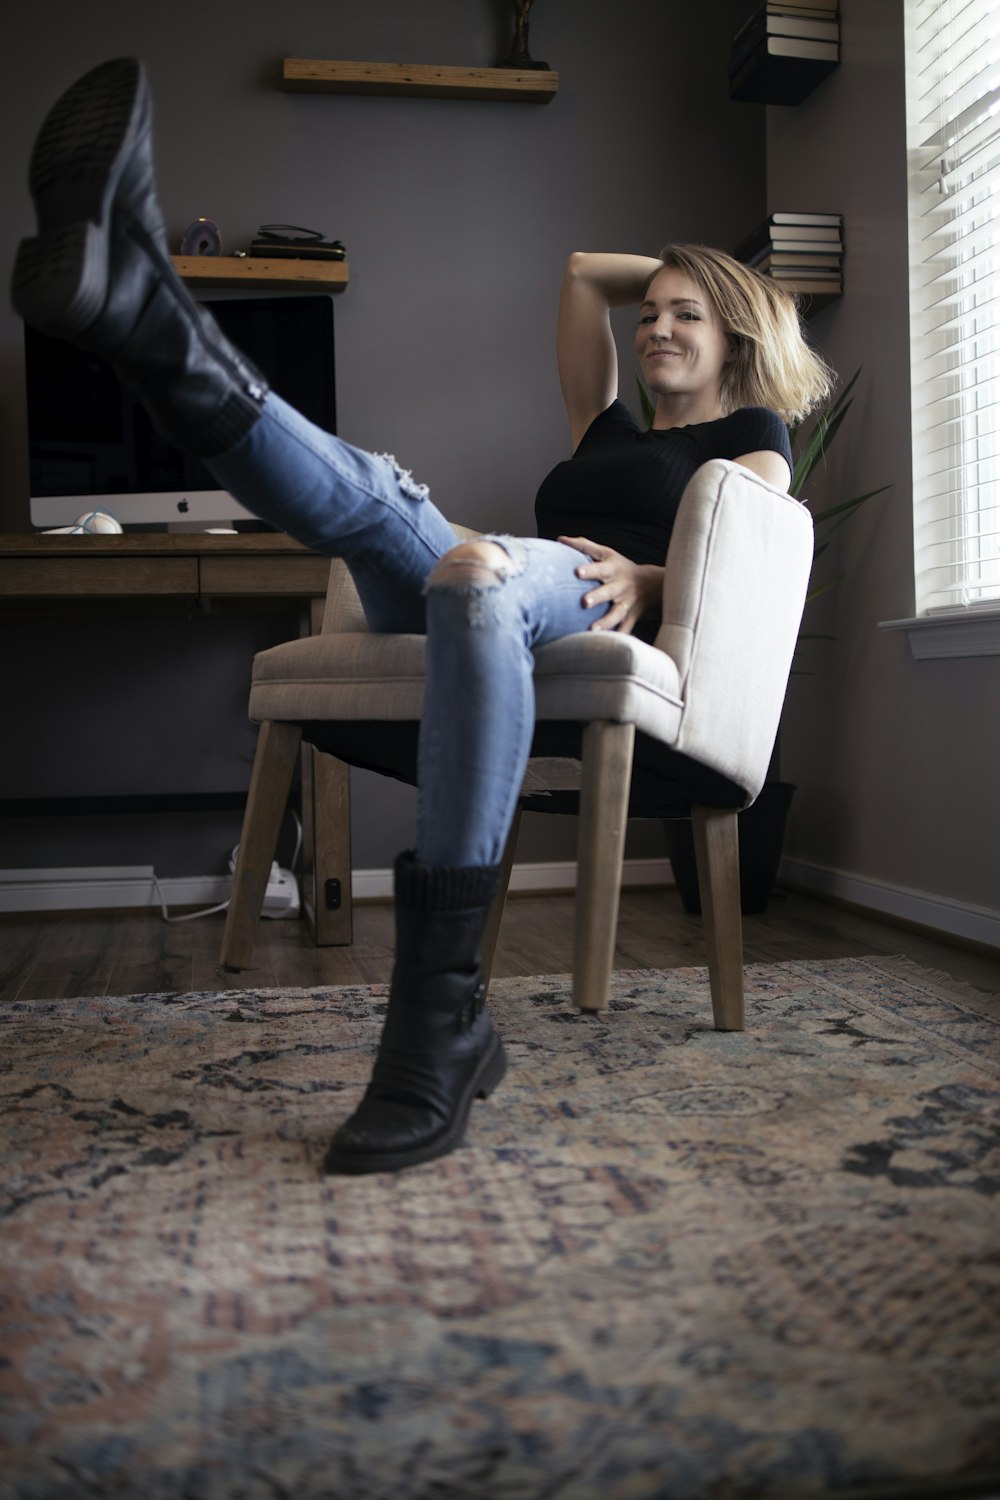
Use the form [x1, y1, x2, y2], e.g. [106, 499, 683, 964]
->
[905, 0, 1000, 615]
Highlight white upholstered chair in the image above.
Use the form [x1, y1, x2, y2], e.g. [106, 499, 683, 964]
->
[220, 458, 814, 1029]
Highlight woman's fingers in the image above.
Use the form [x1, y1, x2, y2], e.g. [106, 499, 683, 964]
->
[590, 598, 637, 634]
[558, 533, 606, 562]
[558, 535, 641, 633]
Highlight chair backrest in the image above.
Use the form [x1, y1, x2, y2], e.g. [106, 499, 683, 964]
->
[654, 459, 814, 800]
[320, 524, 478, 634]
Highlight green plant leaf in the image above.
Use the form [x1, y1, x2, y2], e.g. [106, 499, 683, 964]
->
[805, 573, 846, 602]
[811, 486, 891, 526]
[792, 367, 862, 496]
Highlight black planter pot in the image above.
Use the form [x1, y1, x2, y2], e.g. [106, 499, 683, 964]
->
[664, 781, 796, 915]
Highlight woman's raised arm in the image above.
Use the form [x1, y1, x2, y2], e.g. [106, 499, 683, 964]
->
[557, 251, 663, 451]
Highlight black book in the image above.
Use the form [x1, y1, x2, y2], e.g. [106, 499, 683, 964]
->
[248, 242, 347, 261]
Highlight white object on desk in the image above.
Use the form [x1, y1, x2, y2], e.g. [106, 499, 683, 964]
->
[42, 510, 123, 535]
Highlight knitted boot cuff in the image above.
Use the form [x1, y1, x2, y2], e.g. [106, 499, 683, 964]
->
[194, 377, 269, 459]
[394, 851, 500, 913]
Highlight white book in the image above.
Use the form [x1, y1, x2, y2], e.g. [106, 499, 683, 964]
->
[768, 1, 839, 13]
[765, 35, 840, 60]
[771, 211, 843, 227]
[756, 251, 843, 270]
[764, 242, 843, 256]
[765, 14, 839, 40]
[771, 224, 843, 241]
[769, 268, 843, 281]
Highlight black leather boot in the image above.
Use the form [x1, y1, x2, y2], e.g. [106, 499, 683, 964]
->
[323, 853, 508, 1176]
[11, 57, 268, 459]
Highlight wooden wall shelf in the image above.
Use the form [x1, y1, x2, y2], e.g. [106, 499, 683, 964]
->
[281, 58, 559, 103]
[172, 255, 349, 290]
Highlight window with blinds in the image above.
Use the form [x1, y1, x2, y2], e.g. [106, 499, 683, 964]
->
[904, 0, 999, 616]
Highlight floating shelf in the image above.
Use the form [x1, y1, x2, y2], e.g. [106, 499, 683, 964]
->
[281, 58, 559, 103]
[172, 255, 349, 290]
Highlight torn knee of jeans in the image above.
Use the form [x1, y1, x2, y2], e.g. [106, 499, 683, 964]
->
[425, 536, 526, 596]
[377, 452, 430, 502]
[426, 534, 527, 590]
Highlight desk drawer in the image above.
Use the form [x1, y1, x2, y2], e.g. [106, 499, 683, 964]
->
[200, 557, 331, 596]
[0, 557, 199, 597]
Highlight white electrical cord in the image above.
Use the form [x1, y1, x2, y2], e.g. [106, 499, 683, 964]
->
[287, 808, 303, 874]
[151, 808, 304, 925]
[149, 872, 229, 925]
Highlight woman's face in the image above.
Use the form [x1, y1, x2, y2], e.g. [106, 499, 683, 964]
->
[634, 265, 735, 414]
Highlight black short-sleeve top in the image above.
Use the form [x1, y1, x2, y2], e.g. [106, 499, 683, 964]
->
[534, 399, 793, 566]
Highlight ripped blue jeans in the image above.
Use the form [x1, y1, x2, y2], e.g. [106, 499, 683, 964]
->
[207, 393, 606, 868]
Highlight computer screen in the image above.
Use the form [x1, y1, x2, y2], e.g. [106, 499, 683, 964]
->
[24, 293, 337, 530]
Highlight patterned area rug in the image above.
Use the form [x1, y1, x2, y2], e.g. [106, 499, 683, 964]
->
[1, 956, 999, 1500]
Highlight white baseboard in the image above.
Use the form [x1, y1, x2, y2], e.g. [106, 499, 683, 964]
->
[5, 859, 996, 954]
[0, 866, 230, 914]
[0, 860, 672, 914]
[351, 857, 674, 902]
[779, 856, 1000, 950]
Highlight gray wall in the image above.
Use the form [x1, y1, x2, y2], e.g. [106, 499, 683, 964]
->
[767, 0, 1000, 916]
[1, 0, 764, 878]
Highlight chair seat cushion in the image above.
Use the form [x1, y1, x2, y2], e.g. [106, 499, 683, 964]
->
[249, 631, 684, 744]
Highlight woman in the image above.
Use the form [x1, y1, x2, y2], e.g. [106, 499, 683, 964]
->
[12, 59, 833, 1176]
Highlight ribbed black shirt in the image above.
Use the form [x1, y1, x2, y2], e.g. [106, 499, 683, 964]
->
[534, 399, 793, 566]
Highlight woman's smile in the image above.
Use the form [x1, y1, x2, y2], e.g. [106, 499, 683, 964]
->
[635, 265, 735, 423]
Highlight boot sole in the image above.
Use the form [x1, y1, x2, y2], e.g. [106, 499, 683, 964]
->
[322, 1032, 509, 1177]
[11, 57, 146, 340]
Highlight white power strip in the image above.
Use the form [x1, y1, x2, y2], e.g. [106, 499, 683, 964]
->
[229, 846, 300, 920]
[262, 863, 300, 919]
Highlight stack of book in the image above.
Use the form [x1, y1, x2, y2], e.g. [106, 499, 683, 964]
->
[734, 213, 843, 311]
[729, 3, 840, 105]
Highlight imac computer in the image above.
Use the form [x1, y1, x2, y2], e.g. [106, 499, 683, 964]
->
[24, 294, 337, 531]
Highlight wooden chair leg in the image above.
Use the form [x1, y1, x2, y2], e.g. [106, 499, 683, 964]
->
[480, 805, 520, 995]
[299, 597, 353, 946]
[300, 748, 353, 946]
[573, 721, 636, 1013]
[691, 805, 745, 1030]
[220, 720, 303, 971]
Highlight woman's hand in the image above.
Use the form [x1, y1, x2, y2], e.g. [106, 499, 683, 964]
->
[559, 535, 664, 634]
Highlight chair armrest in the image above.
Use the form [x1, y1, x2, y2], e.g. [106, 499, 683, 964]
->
[318, 522, 480, 633]
[654, 459, 814, 801]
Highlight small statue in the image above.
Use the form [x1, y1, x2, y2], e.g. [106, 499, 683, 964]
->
[501, 0, 550, 71]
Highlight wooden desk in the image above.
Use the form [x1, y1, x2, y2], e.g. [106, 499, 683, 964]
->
[0, 533, 352, 946]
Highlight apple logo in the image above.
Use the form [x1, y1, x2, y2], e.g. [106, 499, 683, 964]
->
[177, 498, 189, 513]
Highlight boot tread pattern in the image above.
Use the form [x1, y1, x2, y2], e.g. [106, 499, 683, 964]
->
[12, 59, 142, 341]
[29, 59, 141, 225]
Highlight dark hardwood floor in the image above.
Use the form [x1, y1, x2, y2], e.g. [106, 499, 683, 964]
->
[2, 886, 998, 1004]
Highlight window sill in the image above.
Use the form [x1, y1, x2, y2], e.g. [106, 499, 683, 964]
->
[878, 609, 1000, 659]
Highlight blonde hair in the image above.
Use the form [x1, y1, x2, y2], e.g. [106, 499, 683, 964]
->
[652, 243, 835, 425]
